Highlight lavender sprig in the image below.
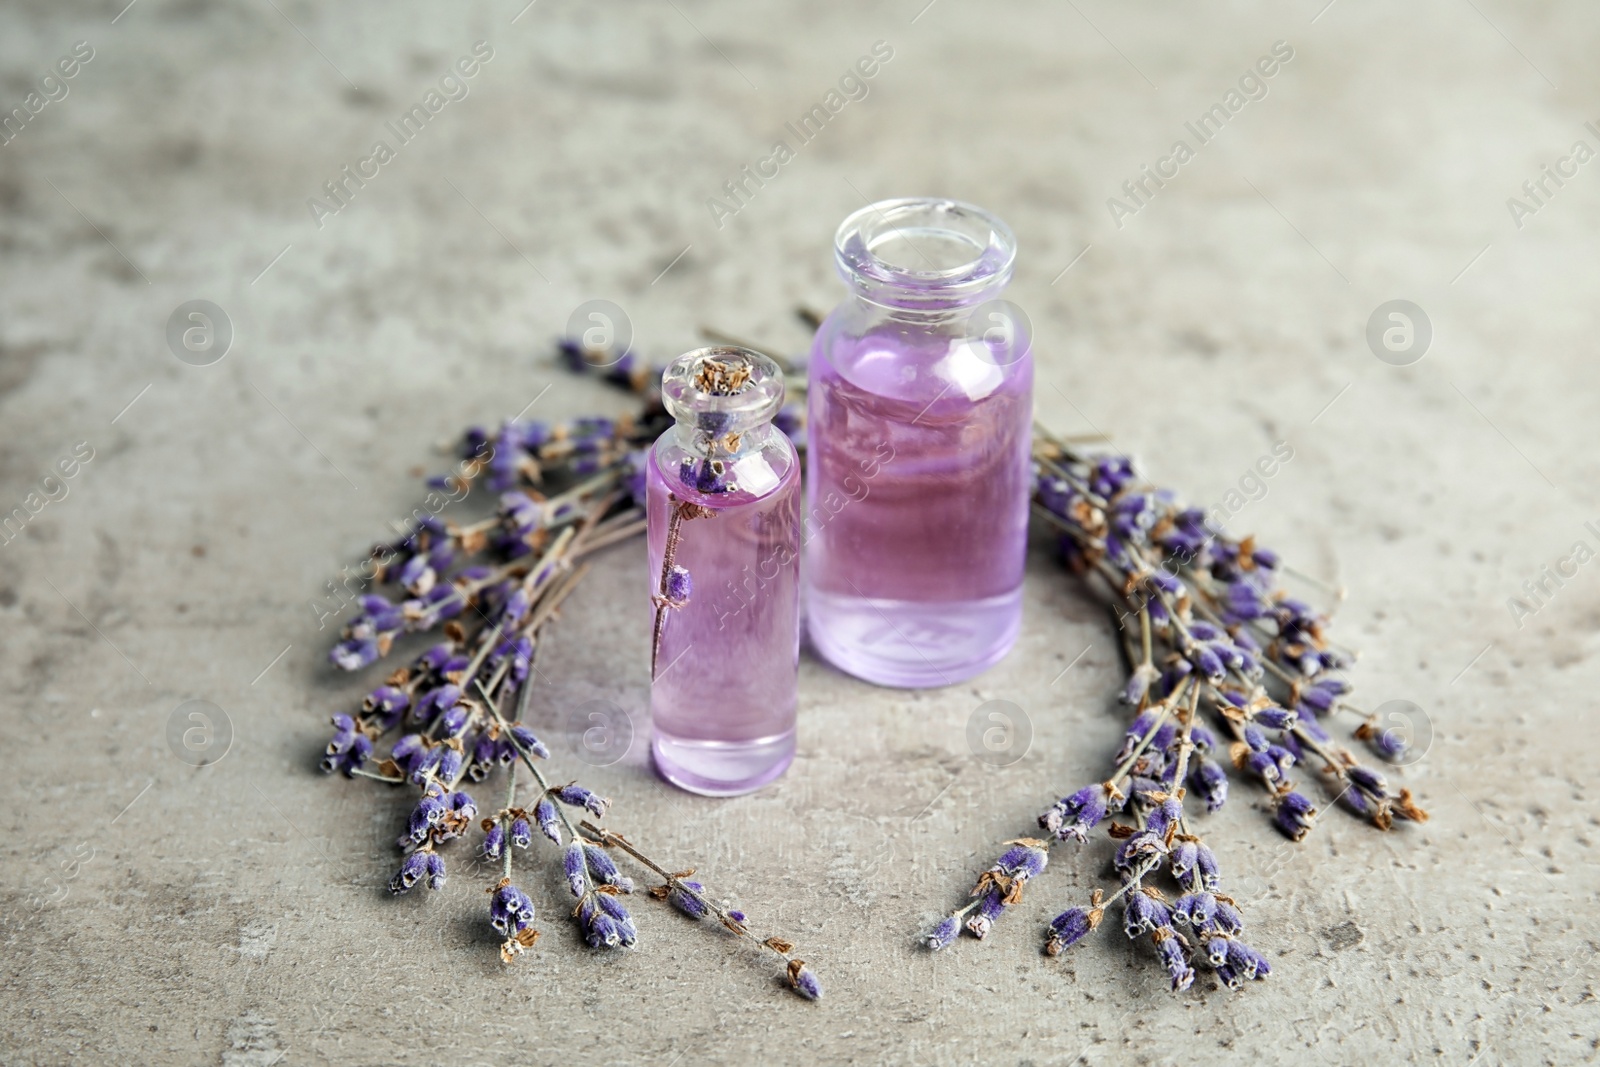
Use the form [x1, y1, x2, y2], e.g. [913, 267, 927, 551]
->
[929, 426, 1428, 993]
[582, 820, 822, 1001]
[321, 383, 820, 999]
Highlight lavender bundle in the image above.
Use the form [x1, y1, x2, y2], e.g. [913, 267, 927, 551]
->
[926, 426, 1428, 992]
[322, 378, 820, 999]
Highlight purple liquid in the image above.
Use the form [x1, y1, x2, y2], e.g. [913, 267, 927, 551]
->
[805, 322, 1032, 687]
[647, 445, 800, 795]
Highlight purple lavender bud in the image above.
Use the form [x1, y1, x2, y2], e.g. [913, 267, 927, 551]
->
[388, 851, 429, 894]
[1266, 744, 1296, 775]
[1190, 723, 1217, 751]
[490, 882, 535, 935]
[1089, 455, 1136, 498]
[925, 915, 960, 950]
[996, 843, 1048, 882]
[1150, 721, 1178, 753]
[1114, 829, 1168, 876]
[727, 909, 746, 923]
[1147, 569, 1182, 597]
[509, 724, 550, 760]
[790, 963, 822, 1001]
[1348, 764, 1388, 796]
[1188, 621, 1222, 642]
[1206, 935, 1232, 967]
[1273, 791, 1317, 841]
[436, 748, 463, 785]
[413, 684, 463, 727]
[336, 734, 372, 777]
[1191, 757, 1229, 813]
[556, 784, 610, 817]
[578, 897, 623, 949]
[665, 565, 692, 603]
[1152, 659, 1190, 700]
[510, 817, 533, 850]
[668, 880, 710, 921]
[501, 589, 531, 626]
[330, 638, 380, 672]
[1128, 776, 1164, 804]
[357, 593, 392, 615]
[321, 716, 358, 771]
[965, 889, 1006, 940]
[482, 823, 505, 860]
[534, 798, 562, 845]
[1222, 579, 1266, 622]
[413, 643, 451, 672]
[1294, 706, 1332, 742]
[1157, 932, 1195, 992]
[1254, 706, 1295, 731]
[1245, 751, 1280, 784]
[424, 586, 464, 621]
[1041, 785, 1108, 843]
[1145, 797, 1183, 837]
[1338, 787, 1373, 819]
[439, 702, 470, 739]
[1242, 724, 1269, 753]
[1124, 893, 1171, 938]
[583, 845, 631, 890]
[1212, 899, 1244, 935]
[1173, 892, 1216, 928]
[397, 554, 435, 596]
[1369, 725, 1409, 762]
[1296, 677, 1345, 716]
[424, 852, 446, 891]
[1194, 843, 1221, 891]
[328, 711, 355, 739]
[1225, 938, 1270, 981]
[1119, 664, 1158, 706]
[501, 492, 543, 534]
[1170, 840, 1200, 888]
[597, 894, 638, 947]
[1190, 644, 1225, 683]
[469, 732, 497, 776]
[371, 693, 412, 732]
[408, 794, 446, 843]
[448, 790, 476, 820]
[563, 843, 587, 898]
[1117, 713, 1156, 762]
[1048, 907, 1096, 951]
[386, 729, 418, 764]
[410, 745, 443, 786]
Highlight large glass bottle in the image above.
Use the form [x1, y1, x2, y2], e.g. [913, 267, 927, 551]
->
[805, 198, 1032, 688]
[647, 346, 801, 795]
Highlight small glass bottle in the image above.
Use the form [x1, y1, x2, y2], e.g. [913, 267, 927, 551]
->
[805, 198, 1033, 688]
[647, 346, 801, 795]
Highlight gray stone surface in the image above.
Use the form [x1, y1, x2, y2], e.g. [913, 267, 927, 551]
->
[1, 1, 1596, 1064]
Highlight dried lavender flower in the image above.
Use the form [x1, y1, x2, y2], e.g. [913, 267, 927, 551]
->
[322, 385, 820, 995]
[930, 426, 1428, 994]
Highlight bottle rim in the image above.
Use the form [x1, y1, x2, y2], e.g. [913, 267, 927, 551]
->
[834, 197, 1017, 308]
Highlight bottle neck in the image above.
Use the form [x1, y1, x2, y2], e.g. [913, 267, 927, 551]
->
[833, 197, 1017, 313]
[844, 286, 1010, 326]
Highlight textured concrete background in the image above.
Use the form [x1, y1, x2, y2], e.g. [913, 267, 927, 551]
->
[1, 1, 1597, 1064]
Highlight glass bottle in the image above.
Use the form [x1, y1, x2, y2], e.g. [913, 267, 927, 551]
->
[647, 346, 801, 795]
[805, 198, 1032, 688]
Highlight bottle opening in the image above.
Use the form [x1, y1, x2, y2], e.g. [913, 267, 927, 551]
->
[835, 198, 1017, 308]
